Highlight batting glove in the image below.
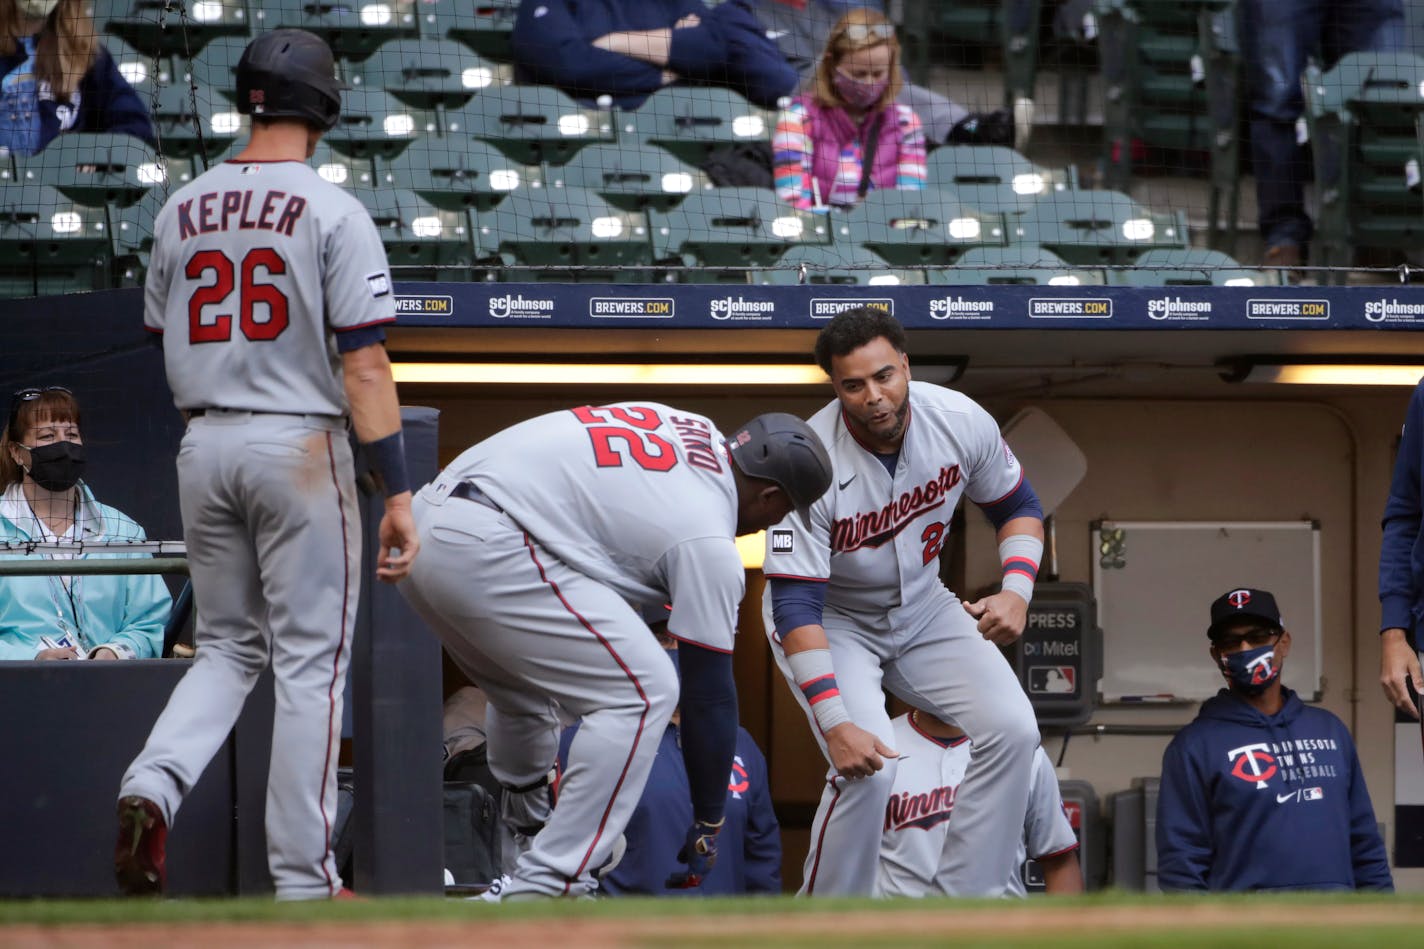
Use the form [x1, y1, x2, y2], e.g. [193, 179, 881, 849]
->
[664, 817, 724, 889]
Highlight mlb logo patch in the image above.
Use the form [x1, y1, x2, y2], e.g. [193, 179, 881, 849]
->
[367, 273, 391, 298]
[771, 530, 794, 553]
[1303, 787, 1324, 801]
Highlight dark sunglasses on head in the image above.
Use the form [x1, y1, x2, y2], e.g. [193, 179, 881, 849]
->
[844, 22, 895, 42]
[7, 386, 73, 428]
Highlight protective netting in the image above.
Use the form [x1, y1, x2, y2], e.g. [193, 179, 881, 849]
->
[2, 0, 1422, 295]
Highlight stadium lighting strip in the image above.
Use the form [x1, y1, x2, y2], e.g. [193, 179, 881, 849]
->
[390, 362, 831, 386]
[1233, 363, 1424, 386]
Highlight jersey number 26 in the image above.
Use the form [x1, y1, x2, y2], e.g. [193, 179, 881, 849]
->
[187, 247, 291, 343]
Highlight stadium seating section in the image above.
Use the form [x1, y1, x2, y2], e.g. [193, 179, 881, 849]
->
[4, 0, 1417, 296]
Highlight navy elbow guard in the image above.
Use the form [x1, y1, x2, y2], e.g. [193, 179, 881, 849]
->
[363, 430, 410, 497]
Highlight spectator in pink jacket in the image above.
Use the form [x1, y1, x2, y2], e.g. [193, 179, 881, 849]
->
[772, 7, 925, 210]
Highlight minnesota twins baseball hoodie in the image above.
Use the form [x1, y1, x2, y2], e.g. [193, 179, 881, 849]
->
[1156, 687, 1392, 891]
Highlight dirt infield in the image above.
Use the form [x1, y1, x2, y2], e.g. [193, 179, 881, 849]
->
[6, 899, 1424, 949]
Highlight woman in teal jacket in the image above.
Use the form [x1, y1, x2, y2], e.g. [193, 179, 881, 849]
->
[0, 386, 170, 660]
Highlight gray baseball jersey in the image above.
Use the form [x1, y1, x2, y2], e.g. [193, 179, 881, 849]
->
[878, 713, 1078, 898]
[762, 381, 1023, 619]
[762, 380, 1040, 898]
[441, 402, 745, 651]
[143, 159, 395, 415]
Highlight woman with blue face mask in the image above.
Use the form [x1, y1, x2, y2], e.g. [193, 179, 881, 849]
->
[772, 7, 926, 210]
[0, 0, 156, 156]
[1154, 586, 1393, 892]
[0, 386, 170, 660]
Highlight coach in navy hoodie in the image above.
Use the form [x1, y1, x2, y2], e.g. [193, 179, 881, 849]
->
[1380, 377, 1424, 720]
[1156, 587, 1393, 892]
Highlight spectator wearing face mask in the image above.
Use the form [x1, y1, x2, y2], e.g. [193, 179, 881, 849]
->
[0, 386, 170, 660]
[0, 0, 156, 156]
[772, 7, 924, 210]
[1155, 587, 1392, 892]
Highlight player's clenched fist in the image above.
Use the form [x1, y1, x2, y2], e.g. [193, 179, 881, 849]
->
[963, 590, 1029, 646]
[826, 722, 898, 779]
[665, 818, 723, 889]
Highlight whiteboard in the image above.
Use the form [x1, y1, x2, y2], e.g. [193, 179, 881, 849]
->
[1091, 521, 1322, 703]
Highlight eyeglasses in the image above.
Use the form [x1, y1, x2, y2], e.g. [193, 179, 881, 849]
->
[1211, 626, 1282, 651]
[7, 386, 72, 428]
[843, 22, 895, 42]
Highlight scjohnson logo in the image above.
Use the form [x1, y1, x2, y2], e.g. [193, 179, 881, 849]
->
[710, 296, 776, 320]
[928, 296, 994, 320]
[1146, 296, 1212, 321]
[1364, 299, 1424, 323]
[488, 293, 555, 319]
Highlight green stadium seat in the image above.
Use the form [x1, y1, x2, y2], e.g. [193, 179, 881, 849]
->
[101, 33, 176, 99]
[1010, 189, 1188, 266]
[924, 146, 1075, 217]
[357, 188, 476, 280]
[251, 0, 418, 62]
[628, 86, 773, 167]
[833, 189, 1008, 266]
[351, 38, 509, 110]
[110, 189, 163, 287]
[544, 143, 709, 213]
[309, 141, 380, 192]
[755, 244, 925, 286]
[0, 183, 111, 298]
[383, 139, 529, 212]
[450, 85, 615, 166]
[898, 0, 1041, 117]
[418, 0, 519, 63]
[323, 88, 425, 162]
[650, 187, 831, 282]
[13, 133, 164, 209]
[1303, 51, 1424, 283]
[149, 80, 243, 161]
[94, 0, 252, 59]
[930, 245, 1106, 285]
[185, 34, 249, 103]
[1106, 247, 1274, 285]
[474, 188, 653, 282]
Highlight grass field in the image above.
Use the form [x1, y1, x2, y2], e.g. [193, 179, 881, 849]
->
[2, 892, 1422, 948]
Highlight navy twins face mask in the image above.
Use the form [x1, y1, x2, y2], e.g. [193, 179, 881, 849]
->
[1218, 641, 1282, 695]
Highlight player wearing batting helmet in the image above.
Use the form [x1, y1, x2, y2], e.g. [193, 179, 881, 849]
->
[397, 404, 830, 899]
[115, 28, 419, 900]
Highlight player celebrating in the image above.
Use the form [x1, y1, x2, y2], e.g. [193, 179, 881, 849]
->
[763, 307, 1044, 896]
[397, 407, 831, 899]
[115, 29, 419, 900]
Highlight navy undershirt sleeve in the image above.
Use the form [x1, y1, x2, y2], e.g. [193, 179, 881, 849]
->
[676, 643, 737, 825]
[769, 576, 827, 637]
[978, 476, 1044, 529]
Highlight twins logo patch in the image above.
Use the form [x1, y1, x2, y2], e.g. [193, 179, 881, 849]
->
[771, 530, 794, 554]
[367, 273, 391, 298]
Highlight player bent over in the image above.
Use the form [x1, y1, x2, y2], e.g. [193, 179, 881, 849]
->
[115, 29, 419, 900]
[398, 406, 831, 899]
[763, 307, 1043, 896]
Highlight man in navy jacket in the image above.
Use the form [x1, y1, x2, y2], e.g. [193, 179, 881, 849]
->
[1156, 587, 1392, 891]
[1380, 377, 1424, 719]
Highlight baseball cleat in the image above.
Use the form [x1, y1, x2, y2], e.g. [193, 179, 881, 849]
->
[114, 796, 168, 896]
[469, 873, 512, 902]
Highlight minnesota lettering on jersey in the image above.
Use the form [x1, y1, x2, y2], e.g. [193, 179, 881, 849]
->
[831, 465, 961, 552]
[177, 189, 308, 240]
[884, 783, 956, 832]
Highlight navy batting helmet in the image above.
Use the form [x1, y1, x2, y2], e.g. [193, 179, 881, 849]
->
[728, 413, 832, 527]
[236, 29, 343, 131]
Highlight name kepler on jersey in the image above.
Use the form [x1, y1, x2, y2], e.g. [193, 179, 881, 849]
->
[176, 189, 308, 239]
[831, 465, 961, 553]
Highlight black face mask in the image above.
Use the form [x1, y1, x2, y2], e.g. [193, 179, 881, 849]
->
[23, 440, 85, 491]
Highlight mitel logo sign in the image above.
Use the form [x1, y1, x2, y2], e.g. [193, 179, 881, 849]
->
[710, 295, 775, 321]
[488, 293, 555, 319]
[1247, 299, 1329, 320]
[1146, 296, 1212, 321]
[588, 297, 675, 319]
[928, 295, 994, 321]
[1364, 298, 1424, 323]
[810, 298, 893, 319]
[1029, 298, 1112, 318]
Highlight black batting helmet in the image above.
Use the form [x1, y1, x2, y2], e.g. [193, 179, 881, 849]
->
[236, 29, 343, 131]
[728, 413, 833, 527]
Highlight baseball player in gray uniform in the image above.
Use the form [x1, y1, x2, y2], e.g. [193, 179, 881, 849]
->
[762, 307, 1044, 897]
[115, 29, 420, 900]
[879, 709, 1081, 897]
[398, 406, 831, 899]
